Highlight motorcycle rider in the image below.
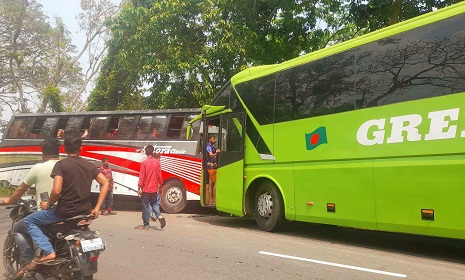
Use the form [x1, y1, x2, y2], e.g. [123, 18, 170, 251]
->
[24, 129, 109, 264]
[2, 138, 60, 278]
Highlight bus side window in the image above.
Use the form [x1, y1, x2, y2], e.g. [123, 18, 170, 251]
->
[7, 118, 34, 139]
[135, 116, 152, 139]
[88, 117, 108, 139]
[106, 117, 120, 139]
[30, 118, 45, 138]
[166, 115, 184, 139]
[54, 117, 70, 138]
[79, 117, 92, 138]
[148, 115, 167, 140]
[180, 114, 200, 141]
[117, 116, 138, 140]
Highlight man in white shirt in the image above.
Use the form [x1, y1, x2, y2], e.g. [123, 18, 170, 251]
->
[2, 138, 60, 278]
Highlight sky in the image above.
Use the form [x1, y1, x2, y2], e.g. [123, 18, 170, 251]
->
[38, 0, 87, 53]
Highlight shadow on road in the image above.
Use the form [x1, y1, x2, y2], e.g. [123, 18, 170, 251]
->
[191, 213, 465, 265]
[111, 199, 217, 215]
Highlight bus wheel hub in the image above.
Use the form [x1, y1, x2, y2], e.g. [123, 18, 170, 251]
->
[257, 192, 273, 218]
[166, 187, 181, 204]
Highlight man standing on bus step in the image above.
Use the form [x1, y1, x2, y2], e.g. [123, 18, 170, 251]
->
[24, 130, 109, 264]
[2, 138, 60, 278]
[136, 145, 166, 229]
[99, 157, 116, 215]
[206, 134, 220, 205]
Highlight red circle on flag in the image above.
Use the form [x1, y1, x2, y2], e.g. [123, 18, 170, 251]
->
[310, 134, 319, 145]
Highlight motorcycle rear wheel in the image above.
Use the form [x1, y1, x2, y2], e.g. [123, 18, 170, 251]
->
[3, 234, 21, 277]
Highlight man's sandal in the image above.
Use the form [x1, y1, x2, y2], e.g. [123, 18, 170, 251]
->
[14, 262, 37, 279]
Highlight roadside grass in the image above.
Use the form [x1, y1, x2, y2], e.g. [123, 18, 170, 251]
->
[0, 187, 14, 198]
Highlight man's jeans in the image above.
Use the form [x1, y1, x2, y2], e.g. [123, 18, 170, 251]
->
[101, 190, 114, 210]
[12, 219, 34, 264]
[24, 209, 63, 255]
[141, 192, 160, 226]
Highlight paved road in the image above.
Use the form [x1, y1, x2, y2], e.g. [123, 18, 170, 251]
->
[1, 202, 465, 280]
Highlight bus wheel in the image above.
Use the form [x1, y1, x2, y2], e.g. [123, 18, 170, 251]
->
[160, 180, 187, 214]
[254, 181, 285, 232]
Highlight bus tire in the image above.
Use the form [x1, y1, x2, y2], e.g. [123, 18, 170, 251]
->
[254, 181, 285, 232]
[160, 180, 187, 214]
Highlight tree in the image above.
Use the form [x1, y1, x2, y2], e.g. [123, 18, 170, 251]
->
[89, 0, 356, 110]
[90, 0, 462, 111]
[0, 0, 54, 113]
[349, 0, 463, 31]
[0, 0, 119, 117]
[72, 0, 121, 111]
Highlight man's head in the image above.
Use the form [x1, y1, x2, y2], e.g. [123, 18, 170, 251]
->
[208, 134, 216, 144]
[145, 145, 154, 156]
[63, 129, 82, 154]
[102, 157, 109, 167]
[41, 138, 60, 158]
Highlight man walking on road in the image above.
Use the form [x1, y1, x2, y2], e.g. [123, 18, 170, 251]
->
[136, 145, 166, 229]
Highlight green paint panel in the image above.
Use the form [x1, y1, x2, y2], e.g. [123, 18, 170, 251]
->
[216, 160, 244, 216]
[293, 160, 376, 230]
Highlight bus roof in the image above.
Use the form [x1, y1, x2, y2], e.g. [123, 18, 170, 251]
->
[10, 108, 201, 118]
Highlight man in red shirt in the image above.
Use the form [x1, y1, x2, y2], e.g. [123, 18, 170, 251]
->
[99, 157, 116, 215]
[136, 145, 166, 229]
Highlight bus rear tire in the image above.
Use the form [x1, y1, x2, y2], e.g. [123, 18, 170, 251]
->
[160, 180, 187, 214]
[254, 181, 285, 232]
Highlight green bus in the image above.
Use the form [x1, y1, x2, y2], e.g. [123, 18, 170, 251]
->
[189, 1, 465, 239]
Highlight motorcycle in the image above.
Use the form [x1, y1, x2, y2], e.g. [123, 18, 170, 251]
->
[2, 196, 105, 280]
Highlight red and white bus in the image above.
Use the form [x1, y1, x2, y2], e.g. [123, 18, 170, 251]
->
[0, 109, 202, 213]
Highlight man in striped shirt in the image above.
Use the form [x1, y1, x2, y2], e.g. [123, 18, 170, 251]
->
[99, 157, 116, 215]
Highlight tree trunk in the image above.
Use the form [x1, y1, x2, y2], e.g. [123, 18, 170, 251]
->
[389, 0, 403, 26]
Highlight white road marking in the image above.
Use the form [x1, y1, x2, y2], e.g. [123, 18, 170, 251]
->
[259, 251, 407, 278]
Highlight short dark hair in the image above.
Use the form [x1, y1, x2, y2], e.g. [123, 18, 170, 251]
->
[102, 157, 109, 163]
[41, 138, 60, 157]
[145, 145, 154, 156]
[63, 129, 82, 154]
[208, 134, 216, 140]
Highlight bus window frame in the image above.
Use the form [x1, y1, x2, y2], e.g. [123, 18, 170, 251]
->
[36, 117, 59, 139]
[64, 116, 84, 133]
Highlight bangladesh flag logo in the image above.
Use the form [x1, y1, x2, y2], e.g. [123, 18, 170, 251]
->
[305, 126, 328, 150]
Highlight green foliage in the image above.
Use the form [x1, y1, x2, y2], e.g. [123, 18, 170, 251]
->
[89, 0, 462, 110]
[43, 85, 64, 112]
[0, 187, 14, 197]
[349, 0, 463, 31]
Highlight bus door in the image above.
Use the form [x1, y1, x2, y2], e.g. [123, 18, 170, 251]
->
[203, 112, 245, 216]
